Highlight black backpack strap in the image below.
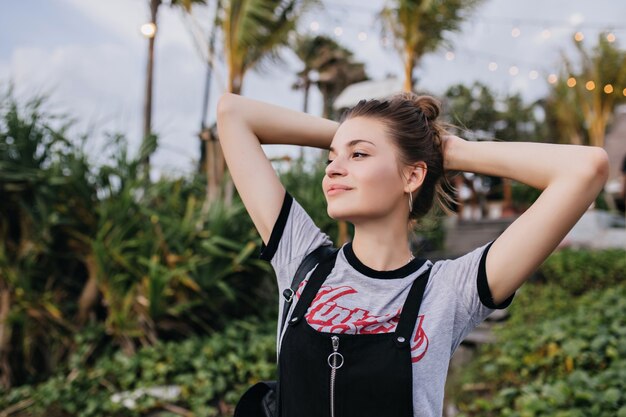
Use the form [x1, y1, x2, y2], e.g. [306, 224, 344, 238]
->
[279, 244, 338, 335]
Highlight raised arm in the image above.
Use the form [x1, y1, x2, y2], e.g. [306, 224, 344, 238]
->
[216, 93, 338, 244]
[443, 136, 610, 305]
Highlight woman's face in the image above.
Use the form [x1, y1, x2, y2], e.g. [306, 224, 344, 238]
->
[323, 117, 408, 222]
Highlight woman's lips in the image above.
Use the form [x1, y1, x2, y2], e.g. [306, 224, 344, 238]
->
[327, 188, 352, 196]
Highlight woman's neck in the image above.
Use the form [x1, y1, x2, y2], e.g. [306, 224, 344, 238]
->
[351, 220, 413, 272]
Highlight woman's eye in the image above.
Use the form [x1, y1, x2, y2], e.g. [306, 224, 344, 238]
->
[353, 152, 367, 158]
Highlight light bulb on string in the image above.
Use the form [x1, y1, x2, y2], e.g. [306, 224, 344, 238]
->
[541, 29, 552, 39]
[574, 32, 584, 42]
[529, 70, 539, 80]
[567, 77, 577, 87]
[488, 62, 498, 71]
[310, 21, 320, 32]
[509, 66, 519, 76]
[445, 51, 455, 61]
[607, 33, 616, 43]
[358, 32, 367, 41]
[140, 23, 157, 38]
[623, 88, 626, 97]
[548, 74, 558, 84]
[334, 26, 343, 36]
[511, 27, 521, 38]
[604, 84, 614, 94]
[585, 81, 595, 91]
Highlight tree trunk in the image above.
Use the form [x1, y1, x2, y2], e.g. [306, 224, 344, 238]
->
[303, 78, 310, 113]
[338, 221, 349, 246]
[502, 178, 515, 217]
[142, 0, 160, 177]
[403, 49, 415, 92]
[205, 132, 221, 205]
[76, 254, 99, 326]
[0, 283, 12, 390]
[198, 0, 222, 175]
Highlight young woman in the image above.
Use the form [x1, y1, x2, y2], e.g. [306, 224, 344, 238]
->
[216, 91, 609, 417]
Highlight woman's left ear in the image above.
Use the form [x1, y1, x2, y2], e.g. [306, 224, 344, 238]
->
[405, 163, 427, 193]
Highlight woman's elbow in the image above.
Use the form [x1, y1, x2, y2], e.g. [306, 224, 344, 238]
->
[216, 93, 240, 119]
[579, 147, 610, 189]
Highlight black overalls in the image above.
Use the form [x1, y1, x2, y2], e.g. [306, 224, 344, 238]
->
[278, 250, 433, 417]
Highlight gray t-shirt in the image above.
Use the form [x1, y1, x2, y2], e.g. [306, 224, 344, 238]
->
[259, 192, 514, 417]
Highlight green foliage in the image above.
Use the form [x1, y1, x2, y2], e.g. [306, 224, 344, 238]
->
[510, 181, 541, 211]
[455, 249, 626, 416]
[0, 89, 275, 388]
[444, 81, 544, 142]
[537, 248, 626, 296]
[0, 318, 277, 417]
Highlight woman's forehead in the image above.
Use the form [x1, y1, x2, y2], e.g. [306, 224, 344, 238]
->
[331, 118, 389, 150]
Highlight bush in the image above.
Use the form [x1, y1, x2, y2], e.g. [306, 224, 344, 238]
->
[0, 317, 277, 417]
[455, 248, 626, 417]
[537, 248, 626, 296]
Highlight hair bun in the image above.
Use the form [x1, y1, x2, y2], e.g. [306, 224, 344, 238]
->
[412, 95, 440, 122]
[392, 92, 441, 122]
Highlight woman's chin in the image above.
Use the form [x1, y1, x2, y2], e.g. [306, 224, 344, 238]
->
[327, 205, 360, 222]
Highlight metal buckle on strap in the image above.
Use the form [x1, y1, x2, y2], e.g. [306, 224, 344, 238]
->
[282, 288, 294, 303]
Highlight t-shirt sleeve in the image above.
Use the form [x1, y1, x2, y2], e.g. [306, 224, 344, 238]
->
[440, 240, 515, 350]
[258, 190, 334, 289]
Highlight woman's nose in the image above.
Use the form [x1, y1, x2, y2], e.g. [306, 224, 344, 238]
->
[325, 157, 347, 177]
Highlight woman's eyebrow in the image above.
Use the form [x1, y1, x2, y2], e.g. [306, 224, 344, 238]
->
[329, 139, 376, 153]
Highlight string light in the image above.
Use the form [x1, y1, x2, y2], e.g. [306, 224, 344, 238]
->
[300, 18, 626, 97]
[140, 23, 157, 38]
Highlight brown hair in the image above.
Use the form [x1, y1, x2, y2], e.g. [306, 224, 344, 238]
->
[339, 91, 455, 221]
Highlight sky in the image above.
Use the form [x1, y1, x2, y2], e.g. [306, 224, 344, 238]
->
[1, 0, 625, 177]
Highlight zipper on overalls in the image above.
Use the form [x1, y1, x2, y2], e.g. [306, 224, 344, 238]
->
[328, 335, 344, 417]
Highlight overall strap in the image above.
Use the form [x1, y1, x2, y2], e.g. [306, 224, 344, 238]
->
[393, 264, 433, 348]
[286, 249, 340, 327]
[280, 245, 338, 334]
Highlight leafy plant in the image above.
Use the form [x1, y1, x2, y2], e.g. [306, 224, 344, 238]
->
[0, 318, 277, 417]
[454, 249, 626, 416]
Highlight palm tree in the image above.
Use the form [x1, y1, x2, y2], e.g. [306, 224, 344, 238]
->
[141, 0, 206, 177]
[563, 33, 626, 147]
[292, 35, 325, 114]
[379, 0, 483, 92]
[200, 0, 317, 204]
[541, 72, 587, 145]
[292, 35, 368, 120]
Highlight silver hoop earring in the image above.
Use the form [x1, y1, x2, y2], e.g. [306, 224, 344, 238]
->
[408, 191, 413, 212]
